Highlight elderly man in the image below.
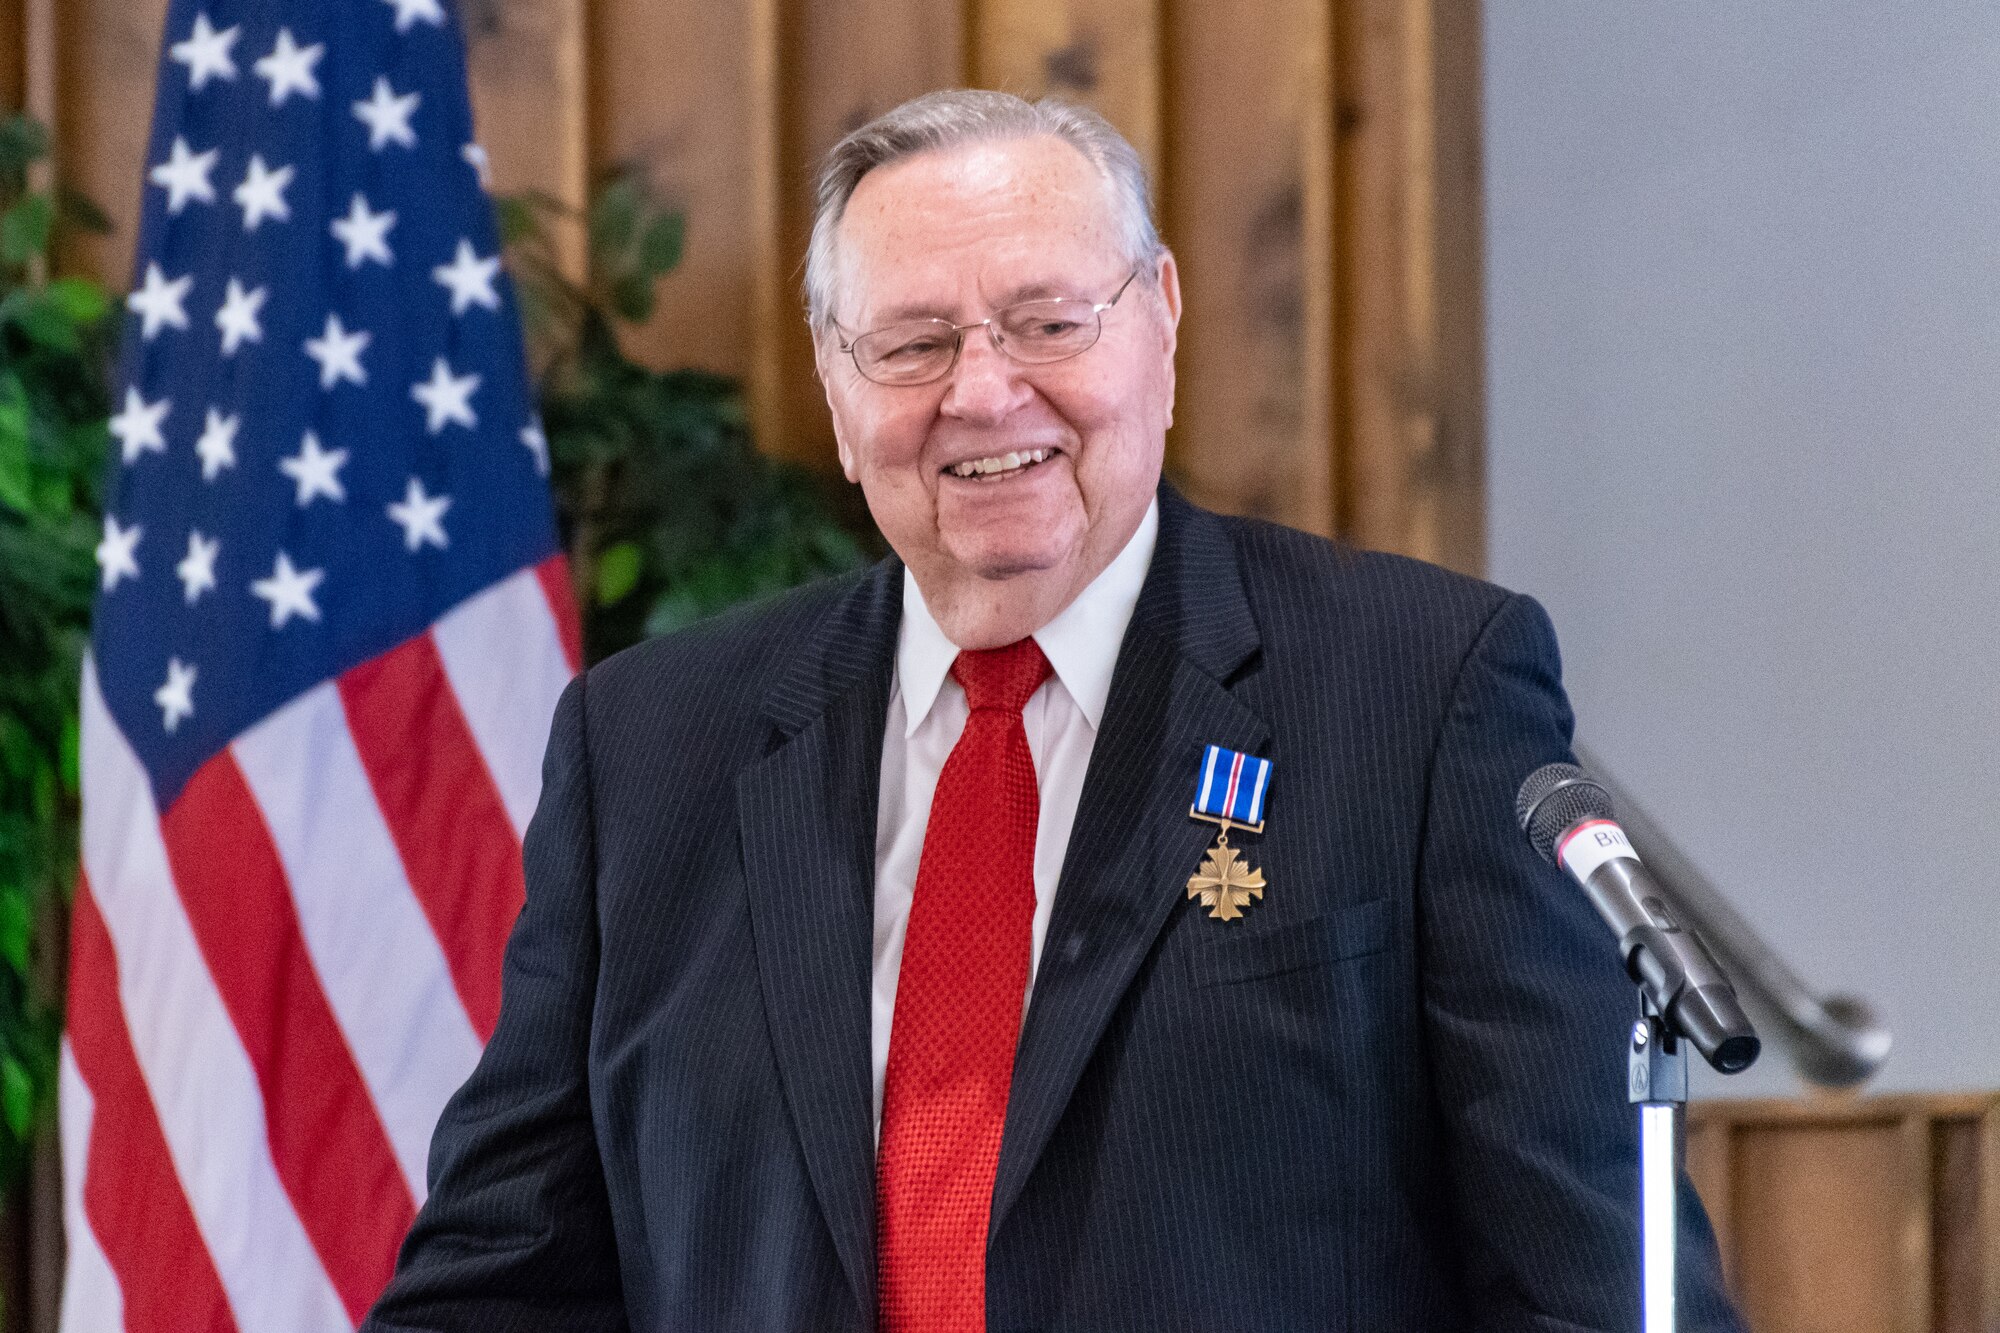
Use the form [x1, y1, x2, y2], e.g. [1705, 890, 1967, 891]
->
[366, 91, 1742, 1332]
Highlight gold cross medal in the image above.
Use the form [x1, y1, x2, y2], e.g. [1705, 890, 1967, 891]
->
[1186, 744, 1272, 921]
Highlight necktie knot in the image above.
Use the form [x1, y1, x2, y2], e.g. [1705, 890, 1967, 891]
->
[951, 639, 1052, 715]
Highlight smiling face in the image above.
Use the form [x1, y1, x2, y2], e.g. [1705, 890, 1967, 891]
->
[816, 134, 1181, 647]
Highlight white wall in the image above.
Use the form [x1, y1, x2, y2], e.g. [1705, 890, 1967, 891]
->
[1484, 5, 2000, 1098]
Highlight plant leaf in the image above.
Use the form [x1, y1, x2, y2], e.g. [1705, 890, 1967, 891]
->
[588, 176, 642, 275]
[0, 114, 49, 192]
[6, 291, 82, 352]
[43, 276, 110, 325]
[58, 713, 80, 795]
[0, 193, 53, 266]
[609, 272, 654, 324]
[0, 1056, 33, 1140]
[594, 541, 644, 606]
[0, 444, 29, 515]
[54, 183, 112, 234]
[0, 716, 32, 782]
[492, 194, 541, 248]
[638, 212, 685, 280]
[0, 384, 30, 514]
[0, 894, 29, 976]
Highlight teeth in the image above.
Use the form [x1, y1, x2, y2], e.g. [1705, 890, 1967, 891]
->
[947, 448, 1051, 479]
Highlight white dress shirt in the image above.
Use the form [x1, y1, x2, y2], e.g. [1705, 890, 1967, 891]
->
[870, 498, 1160, 1131]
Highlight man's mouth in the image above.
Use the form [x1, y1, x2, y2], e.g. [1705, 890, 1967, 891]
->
[942, 447, 1058, 481]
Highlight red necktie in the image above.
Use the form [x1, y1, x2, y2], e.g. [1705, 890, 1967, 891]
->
[877, 638, 1052, 1333]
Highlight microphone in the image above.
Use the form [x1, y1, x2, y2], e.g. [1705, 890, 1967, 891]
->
[1516, 763, 1761, 1075]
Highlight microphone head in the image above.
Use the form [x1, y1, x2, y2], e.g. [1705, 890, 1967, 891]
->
[1516, 762, 1615, 864]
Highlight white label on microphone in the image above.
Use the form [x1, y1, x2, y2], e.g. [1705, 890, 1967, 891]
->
[1557, 819, 1642, 881]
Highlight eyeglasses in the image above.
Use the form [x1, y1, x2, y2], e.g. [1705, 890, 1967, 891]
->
[836, 269, 1142, 387]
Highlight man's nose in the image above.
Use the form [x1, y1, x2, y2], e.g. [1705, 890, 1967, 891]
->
[939, 326, 1032, 423]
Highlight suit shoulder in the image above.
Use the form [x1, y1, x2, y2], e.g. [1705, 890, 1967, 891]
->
[1204, 509, 1563, 745]
[577, 567, 874, 727]
[1218, 511, 1520, 642]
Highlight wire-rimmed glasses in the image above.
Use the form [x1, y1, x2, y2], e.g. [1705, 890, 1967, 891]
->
[836, 269, 1142, 386]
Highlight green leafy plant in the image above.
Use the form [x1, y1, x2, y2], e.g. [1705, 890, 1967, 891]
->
[0, 112, 112, 1189]
[498, 173, 875, 663]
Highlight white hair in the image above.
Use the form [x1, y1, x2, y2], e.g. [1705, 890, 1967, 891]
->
[803, 89, 1164, 333]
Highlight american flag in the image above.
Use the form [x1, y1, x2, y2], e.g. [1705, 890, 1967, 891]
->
[62, 1, 579, 1328]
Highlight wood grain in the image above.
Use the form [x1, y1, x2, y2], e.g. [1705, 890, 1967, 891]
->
[1688, 1094, 2000, 1333]
[52, 0, 165, 285]
[1162, 0, 1335, 535]
[1332, 0, 1480, 571]
[972, 0, 1160, 177]
[2, 0, 24, 114]
[1983, 1106, 2000, 1333]
[1425, 0, 1483, 574]
[461, 0, 589, 280]
[22, 0, 54, 132]
[1931, 1115, 1984, 1333]
[589, 0, 761, 380]
[1733, 1121, 1915, 1333]
[1684, 1113, 1737, 1281]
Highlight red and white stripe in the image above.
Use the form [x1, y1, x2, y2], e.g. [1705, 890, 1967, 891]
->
[61, 558, 579, 1329]
[57, 1043, 125, 1333]
[1220, 751, 1248, 821]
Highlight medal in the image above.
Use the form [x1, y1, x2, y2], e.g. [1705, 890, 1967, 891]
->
[1186, 744, 1272, 921]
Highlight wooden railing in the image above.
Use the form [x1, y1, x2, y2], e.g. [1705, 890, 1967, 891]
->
[1687, 1094, 2000, 1333]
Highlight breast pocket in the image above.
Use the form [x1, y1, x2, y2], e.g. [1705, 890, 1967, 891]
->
[1185, 896, 1391, 988]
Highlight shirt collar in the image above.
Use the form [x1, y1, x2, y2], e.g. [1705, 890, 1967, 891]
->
[897, 497, 1159, 736]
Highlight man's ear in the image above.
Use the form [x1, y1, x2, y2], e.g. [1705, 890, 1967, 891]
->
[1154, 249, 1183, 351]
[1153, 249, 1181, 430]
[832, 420, 859, 483]
[811, 321, 834, 387]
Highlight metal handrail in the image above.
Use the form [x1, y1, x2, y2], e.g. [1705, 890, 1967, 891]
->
[1575, 745, 1892, 1089]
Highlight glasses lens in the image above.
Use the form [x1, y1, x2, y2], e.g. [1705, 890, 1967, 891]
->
[853, 322, 958, 384]
[995, 299, 1100, 363]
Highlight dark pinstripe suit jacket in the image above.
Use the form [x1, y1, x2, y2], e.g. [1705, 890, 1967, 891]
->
[365, 485, 1744, 1333]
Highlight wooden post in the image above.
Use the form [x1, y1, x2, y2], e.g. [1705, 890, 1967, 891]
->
[1333, 0, 1482, 574]
[1163, 0, 1337, 537]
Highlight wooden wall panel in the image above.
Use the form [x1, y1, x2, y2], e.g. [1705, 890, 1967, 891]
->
[588, 0, 764, 379]
[971, 0, 1161, 178]
[460, 0, 589, 279]
[1734, 1121, 1926, 1333]
[1334, 0, 1481, 572]
[21, 0, 55, 137]
[2, 0, 25, 114]
[1427, 0, 1483, 574]
[1688, 1094, 2000, 1333]
[52, 0, 165, 287]
[1929, 1113, 1996, 1333]
[1163, 0, 1335, 536]
[7, 0, 59, 212]
[1685, 1113, 1736, 1270]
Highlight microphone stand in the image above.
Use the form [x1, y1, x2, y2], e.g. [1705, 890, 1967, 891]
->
[1628, 993, 1688, 1333]
[1515, 761, 1764, 1332]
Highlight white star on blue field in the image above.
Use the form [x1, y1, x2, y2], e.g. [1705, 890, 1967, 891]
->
[92, 0, 560, 808]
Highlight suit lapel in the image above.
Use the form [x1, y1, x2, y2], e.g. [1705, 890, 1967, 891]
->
[990, 487, 1268, 1232]
[736, 562, 902, 1327]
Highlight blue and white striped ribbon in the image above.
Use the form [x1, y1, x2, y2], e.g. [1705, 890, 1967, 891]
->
[1192, 744, 1272, 827]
